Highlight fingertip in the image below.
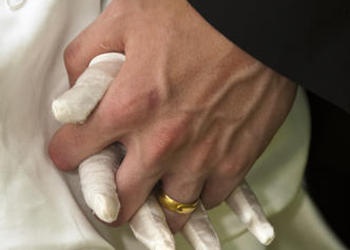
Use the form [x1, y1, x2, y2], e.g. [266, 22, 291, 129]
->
[63, 39, 88, 86]
[129, 196, 176, 250]
[93, 194, 120, 223]
[182, 203, 221, 250]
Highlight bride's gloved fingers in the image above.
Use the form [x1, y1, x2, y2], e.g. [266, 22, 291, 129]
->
[129, 195, 175, 250]
[226, 180, 275, 246]
[79, 144, 125, 223]
[182, 202, 221, 250]
[52, 52, 125, 124]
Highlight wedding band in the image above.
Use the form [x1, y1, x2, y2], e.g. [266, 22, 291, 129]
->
[157, 190, 199, 214]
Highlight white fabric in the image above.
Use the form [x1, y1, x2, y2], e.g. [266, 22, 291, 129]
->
[0, 0, 344, 249]
[0, 1, 115, 249]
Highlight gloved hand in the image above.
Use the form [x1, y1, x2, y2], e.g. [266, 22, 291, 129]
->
[52, 53, 274, 249]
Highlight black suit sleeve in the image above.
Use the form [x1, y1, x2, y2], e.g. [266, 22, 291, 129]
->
[189, 0, 350, 113]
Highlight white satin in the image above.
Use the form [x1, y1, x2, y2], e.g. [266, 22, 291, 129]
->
[0, 1, 344, 249]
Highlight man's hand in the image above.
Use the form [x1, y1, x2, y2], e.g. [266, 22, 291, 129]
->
[49, 0, 296, 232]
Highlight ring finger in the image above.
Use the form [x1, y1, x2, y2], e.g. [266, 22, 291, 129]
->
[159, 171, 206, 232]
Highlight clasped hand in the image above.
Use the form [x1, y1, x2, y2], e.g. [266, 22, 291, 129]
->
[49, 0, 296, 234]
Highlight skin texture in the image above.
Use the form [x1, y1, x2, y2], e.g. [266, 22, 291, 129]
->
[49, 0, 296, 232]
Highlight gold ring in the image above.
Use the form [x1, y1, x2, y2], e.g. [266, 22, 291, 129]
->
[156, 190, 199, 214]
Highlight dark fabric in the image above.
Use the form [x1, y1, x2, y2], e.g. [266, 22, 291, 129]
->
[305, 92, 350, 247]
[187, 1, 350, 247]
[189, 0, 350, 113]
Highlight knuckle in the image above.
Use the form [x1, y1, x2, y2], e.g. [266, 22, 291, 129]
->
[48, 128, 79, 171]
[151, 119, 189, 157]
[95, 87, 167, 138]
[200, 187, 217, 209]
[126, 85, 163, 118]
[217, 161, 238, 177]
[150, 134, 175, 159]
[145, 87, 162, 112]
[187, 162, 209, 177]
[96, 105, 125, 135]
[183, 152, 211, 177]
[201, 181, 233, 209]
[102, 88, 156, 126]
[142, 146, 168, 173]
[63, 41, 80, 70]
[140, 161, 163, 180]
[63, 40, 85, 85]
[183, 140, 218, 176]
[96, 95, 141, 133]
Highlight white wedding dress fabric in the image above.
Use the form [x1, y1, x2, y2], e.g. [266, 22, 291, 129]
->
[0, 0, 346, 249]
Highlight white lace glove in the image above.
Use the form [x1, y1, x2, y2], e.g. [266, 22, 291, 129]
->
[52, 53, 274, 249]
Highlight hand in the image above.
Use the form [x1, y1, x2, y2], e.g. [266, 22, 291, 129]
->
[49, 0, 296, 232]
[52, 52, 275, 247]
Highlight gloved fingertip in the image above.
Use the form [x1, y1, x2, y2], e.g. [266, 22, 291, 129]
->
[130, 196, 175, 250]
[226, 181, 275, 246]
[52, 98, 86, 124]
[248, 221, 275, 245]
[182, 203, 221, 250]
[94, 194, 120, 223]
